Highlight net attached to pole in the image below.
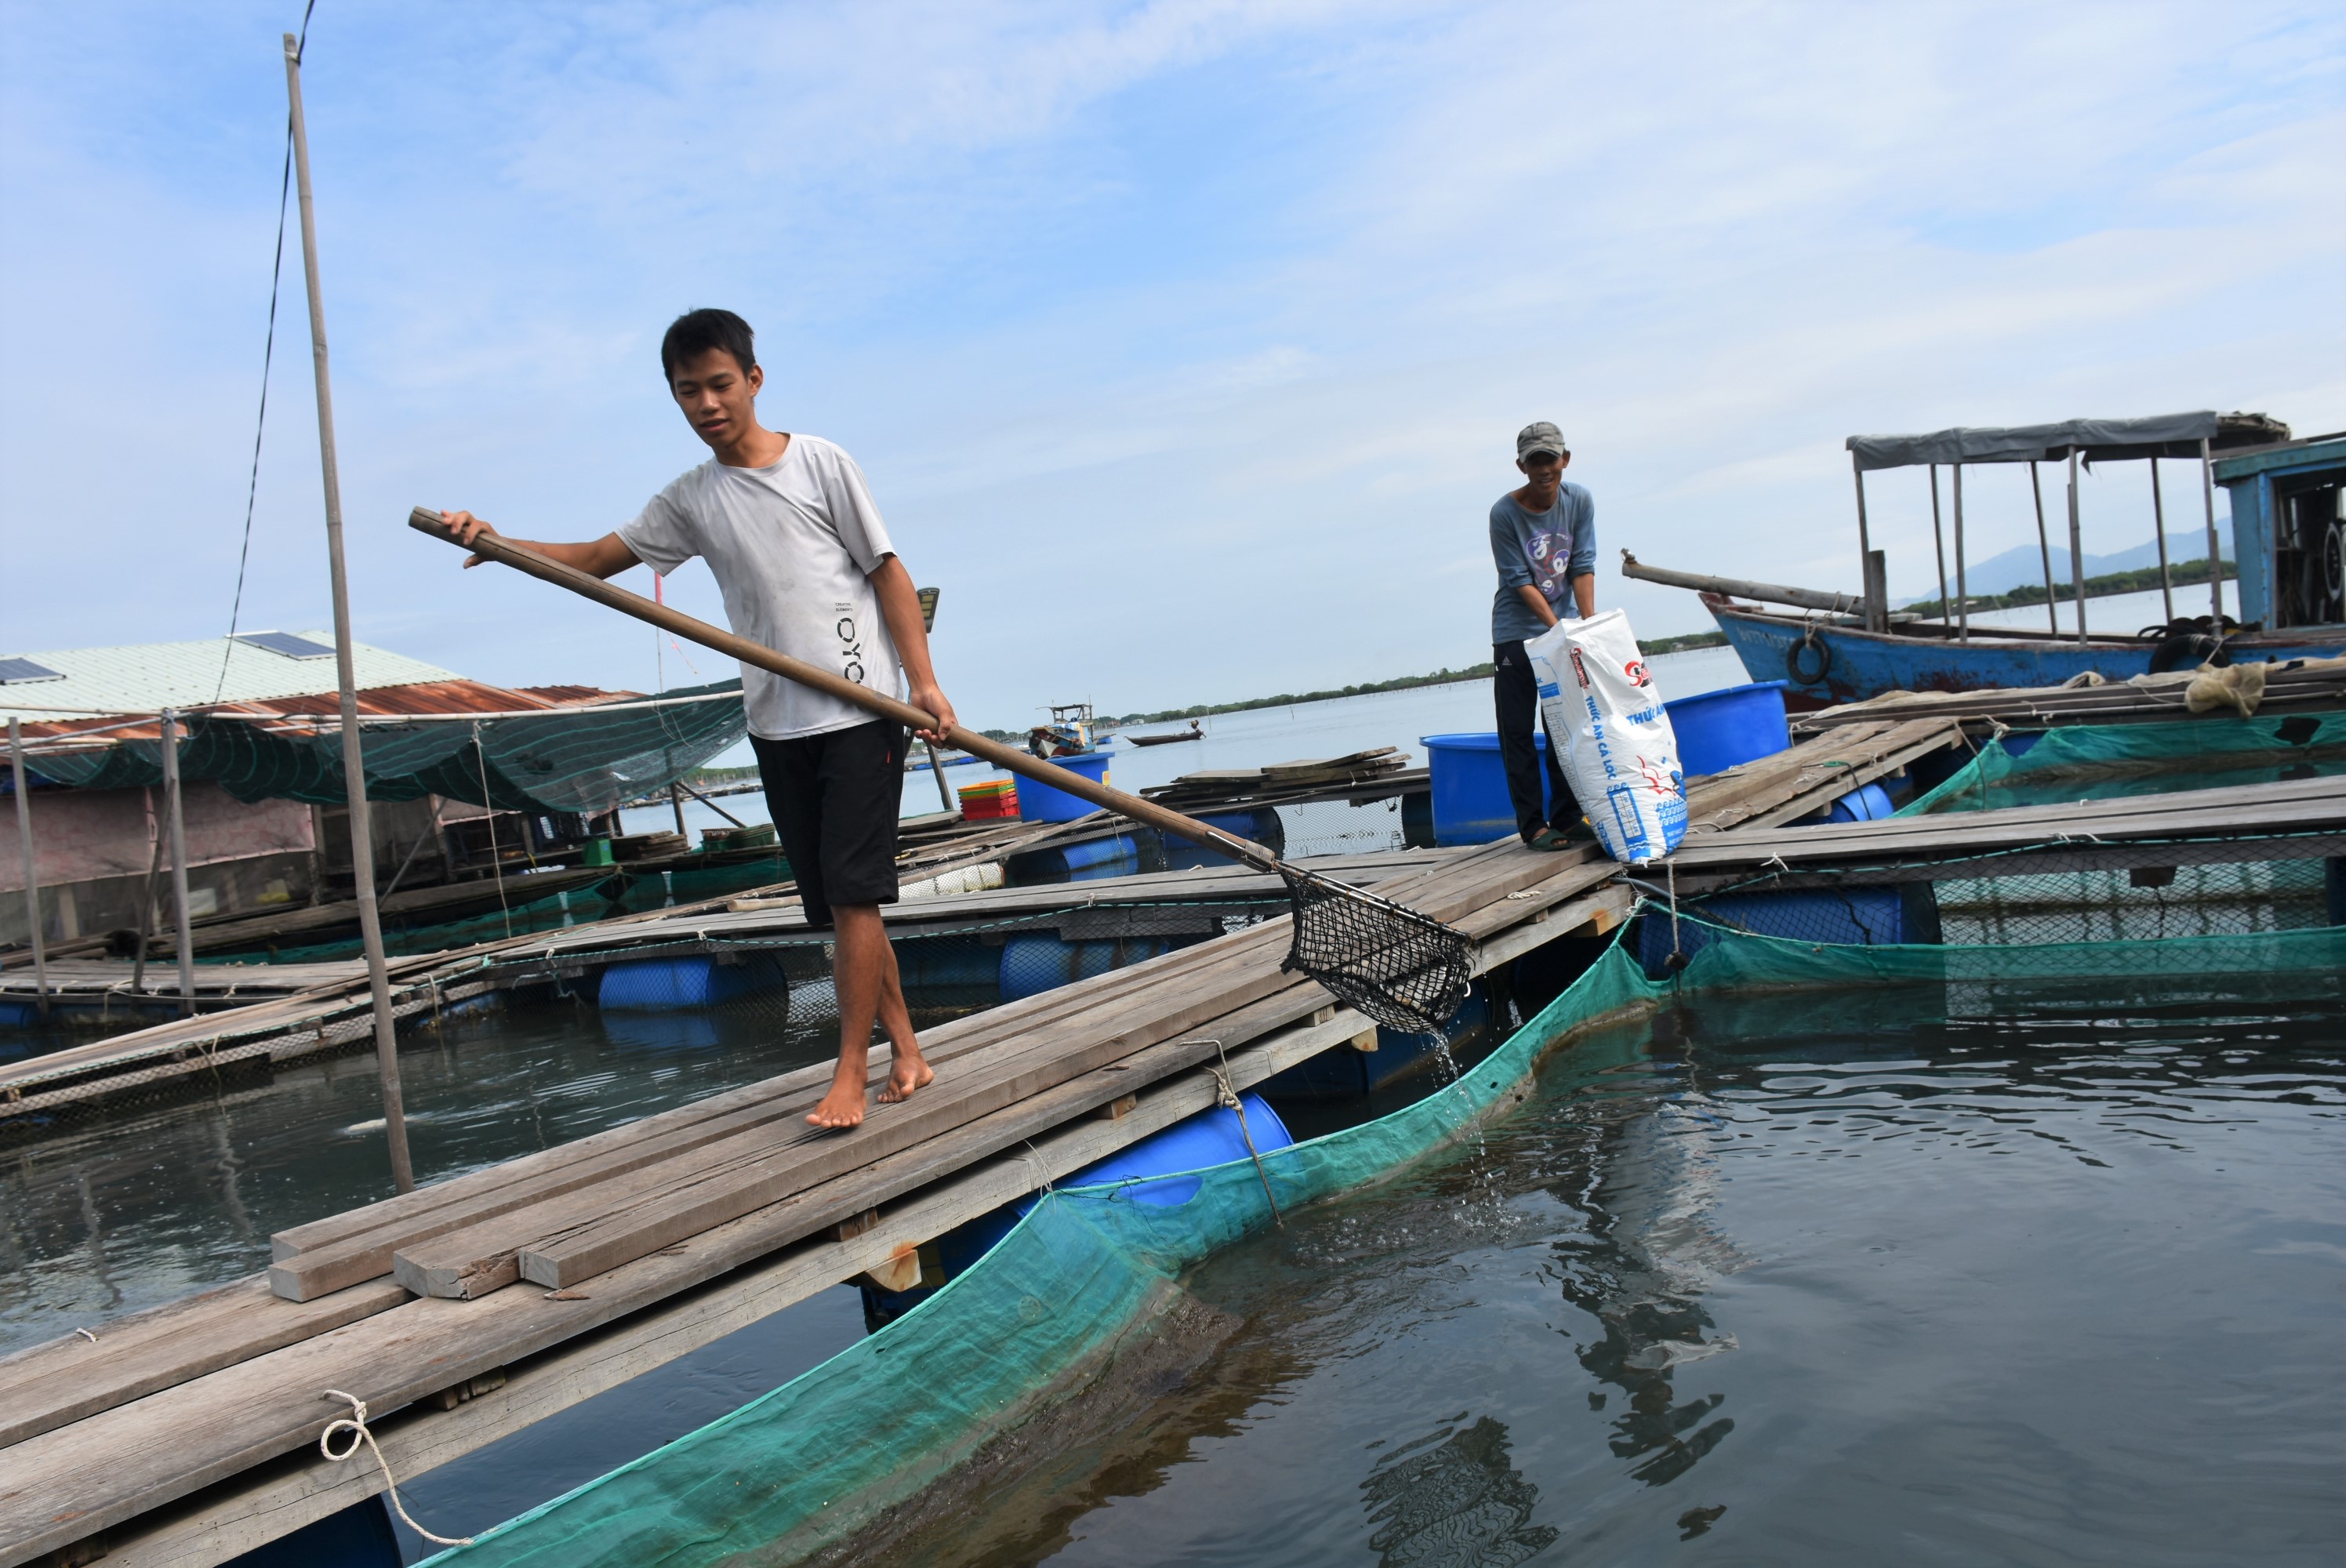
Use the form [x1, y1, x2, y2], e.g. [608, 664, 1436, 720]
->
[1275, 866, 1473, 1034]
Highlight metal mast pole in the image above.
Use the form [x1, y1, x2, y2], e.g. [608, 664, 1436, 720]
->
[2151, 458, 2173, 624]
[2030, 461, 2058, 637]
[1928, 464, 1950, 622]
[285, 32, 413, 1192]
[2199, 437, 2224, 620]
[2068, 450, 2089, 648]
[8, 719, 49, 1020]
[1850, 456, 1886, 633]
[1952, 462, 1968, 642]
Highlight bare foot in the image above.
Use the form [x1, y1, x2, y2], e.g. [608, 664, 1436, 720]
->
[878, 1054, 935, 1105]
[806, 1061, 867, 1129]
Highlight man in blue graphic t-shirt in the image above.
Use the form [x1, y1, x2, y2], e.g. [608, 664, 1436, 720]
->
[1488, 421, 1595, 849]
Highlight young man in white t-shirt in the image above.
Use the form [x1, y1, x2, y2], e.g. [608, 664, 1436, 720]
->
[440, 308, 954, 1130]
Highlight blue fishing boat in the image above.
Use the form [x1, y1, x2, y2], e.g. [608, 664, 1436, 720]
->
[1625, 414, 2346, 708]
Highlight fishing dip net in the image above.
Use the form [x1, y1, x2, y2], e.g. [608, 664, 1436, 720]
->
[1275, 866, 1473, 1036]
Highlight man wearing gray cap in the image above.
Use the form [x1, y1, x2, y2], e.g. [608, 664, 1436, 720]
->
[1489, 421, 1595, 849]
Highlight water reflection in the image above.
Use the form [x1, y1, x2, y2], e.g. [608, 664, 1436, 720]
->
[1361, 1414, 1558, 1567]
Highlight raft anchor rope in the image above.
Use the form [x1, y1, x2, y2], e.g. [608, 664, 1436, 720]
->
[319, 1389, 476, 1548]
[1207, 1040, 1283, 1228]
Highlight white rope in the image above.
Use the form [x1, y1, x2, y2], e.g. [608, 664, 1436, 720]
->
[319, 1389, 475, 1548]
[1208, 1040, 1283, 1228]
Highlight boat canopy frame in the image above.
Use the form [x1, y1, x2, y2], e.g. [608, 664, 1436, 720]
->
[1841, 412, 2287, 647]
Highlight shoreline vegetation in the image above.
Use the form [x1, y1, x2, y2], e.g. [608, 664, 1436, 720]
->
[1901, 558, 2236, 620]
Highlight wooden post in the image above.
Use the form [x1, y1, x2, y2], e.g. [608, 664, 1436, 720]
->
[669, 782, 688, 838]
[1927, 463, 1950, 621]
[2200, 437, 2224, 620]
[1862, 550, 1887, 634]
[1952, 461, 1968, 642]
[2151, 457, 2173, 625]
[130, 803, 162, 996]
[159, 709, 196, 1015]
[286, 32, 413, 1194]
[1850, 456, 1884, 632]
[2030, 460, 2059, 637]
[2068, 450, 2088, 647]
[7, 719, 49, 1021]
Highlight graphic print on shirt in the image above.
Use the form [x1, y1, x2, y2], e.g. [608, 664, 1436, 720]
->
[1523, 527, 1576, 604]
[834, 603, 866, 684]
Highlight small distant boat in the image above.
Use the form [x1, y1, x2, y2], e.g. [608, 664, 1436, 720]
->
[1124, 721, 1204, 747]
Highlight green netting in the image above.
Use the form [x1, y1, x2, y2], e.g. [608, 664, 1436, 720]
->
[421, 916, 2346, 1568]
[25, 680, 746, 814]
[1901, 713, 2346, 816]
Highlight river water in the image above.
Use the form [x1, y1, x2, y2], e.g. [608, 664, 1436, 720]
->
[891, 967, 2346, 1567]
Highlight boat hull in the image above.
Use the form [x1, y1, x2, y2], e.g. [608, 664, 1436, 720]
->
[1707, 597, 2346, 708]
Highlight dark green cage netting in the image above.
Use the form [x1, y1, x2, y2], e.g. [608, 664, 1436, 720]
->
[24, 680, 746, 814]
[419, 916, 2346, 1567]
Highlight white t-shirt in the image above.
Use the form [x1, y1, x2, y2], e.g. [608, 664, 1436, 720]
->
[619, 434, 905, 741]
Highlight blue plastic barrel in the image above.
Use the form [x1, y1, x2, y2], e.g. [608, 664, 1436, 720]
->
[1161, 808, 1285, 871]
[894, 938, 1001, 1006]
[1664, 681, 1790, 778]
[1016, 752, 1112, 822]
[1019, 1092, 1292, 1212]
[597, 953, 786, 1011]
[999, 933, 1193, 1000]
[859, 1094, 1295, 1326]
[1827, 782, 1897, 822]
[1422, 732, 1549, 846]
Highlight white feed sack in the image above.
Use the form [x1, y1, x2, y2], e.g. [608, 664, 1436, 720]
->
[1527, 610, 1689, 865]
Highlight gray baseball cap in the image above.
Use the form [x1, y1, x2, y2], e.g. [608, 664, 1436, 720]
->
[1516, 421, 1568, 459]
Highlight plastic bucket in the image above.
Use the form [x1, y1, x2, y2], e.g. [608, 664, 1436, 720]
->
[1015, 752, 1111, 822]
[1161, 808, 1287, 871]
[1422, 732, 1549, 846]
[1664, 681, 1789, 778]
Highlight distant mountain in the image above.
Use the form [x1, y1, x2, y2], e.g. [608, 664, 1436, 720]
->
[1898, 528, 2232, 605]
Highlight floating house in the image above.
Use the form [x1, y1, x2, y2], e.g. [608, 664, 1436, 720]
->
[2, 631, 746, 949]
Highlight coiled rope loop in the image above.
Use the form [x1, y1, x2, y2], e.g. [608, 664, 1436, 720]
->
[318, 1389, 475, 1548]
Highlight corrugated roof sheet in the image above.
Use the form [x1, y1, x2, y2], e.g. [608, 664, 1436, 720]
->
[0, 633, 463, 721]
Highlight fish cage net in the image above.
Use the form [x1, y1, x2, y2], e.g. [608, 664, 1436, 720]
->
[1627, 833, 2344, 975]
[421, 919, 2346, 1568]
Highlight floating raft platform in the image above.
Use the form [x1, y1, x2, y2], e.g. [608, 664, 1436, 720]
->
[17, 712, 2344, 1568]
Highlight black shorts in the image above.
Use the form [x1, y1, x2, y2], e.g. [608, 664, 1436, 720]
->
[750, 720, 907, 927]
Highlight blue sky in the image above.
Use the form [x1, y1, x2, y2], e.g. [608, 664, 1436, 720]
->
[4, 2, 2341, 729]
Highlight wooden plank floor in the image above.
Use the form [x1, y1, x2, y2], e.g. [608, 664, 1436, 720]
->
[0, 720, 1957, 1566]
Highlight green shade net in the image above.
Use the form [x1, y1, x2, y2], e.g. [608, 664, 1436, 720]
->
[1900, 713, 2346, 816]
[423, 916, 2346, 1568]
[25, 680, 746, 814]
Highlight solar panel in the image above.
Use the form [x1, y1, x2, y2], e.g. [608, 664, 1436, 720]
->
[0, 656, 64, 684]
[234, 631, 336, 659]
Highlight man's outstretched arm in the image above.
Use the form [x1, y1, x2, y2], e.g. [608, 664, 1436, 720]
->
[869, 556, 958, 744]
[441, 510, 641, 579]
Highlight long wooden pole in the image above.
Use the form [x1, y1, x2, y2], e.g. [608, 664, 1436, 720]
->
[7, 719, 49, 1020]
[2200, 437, 2224, 620]
[159, 709, 196, 1014]
[409, 510, 1280, 870]
[287, 34, 412, 1194]
[2029, 461, 2059, 637]
[2068, 450, 2088, 647]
